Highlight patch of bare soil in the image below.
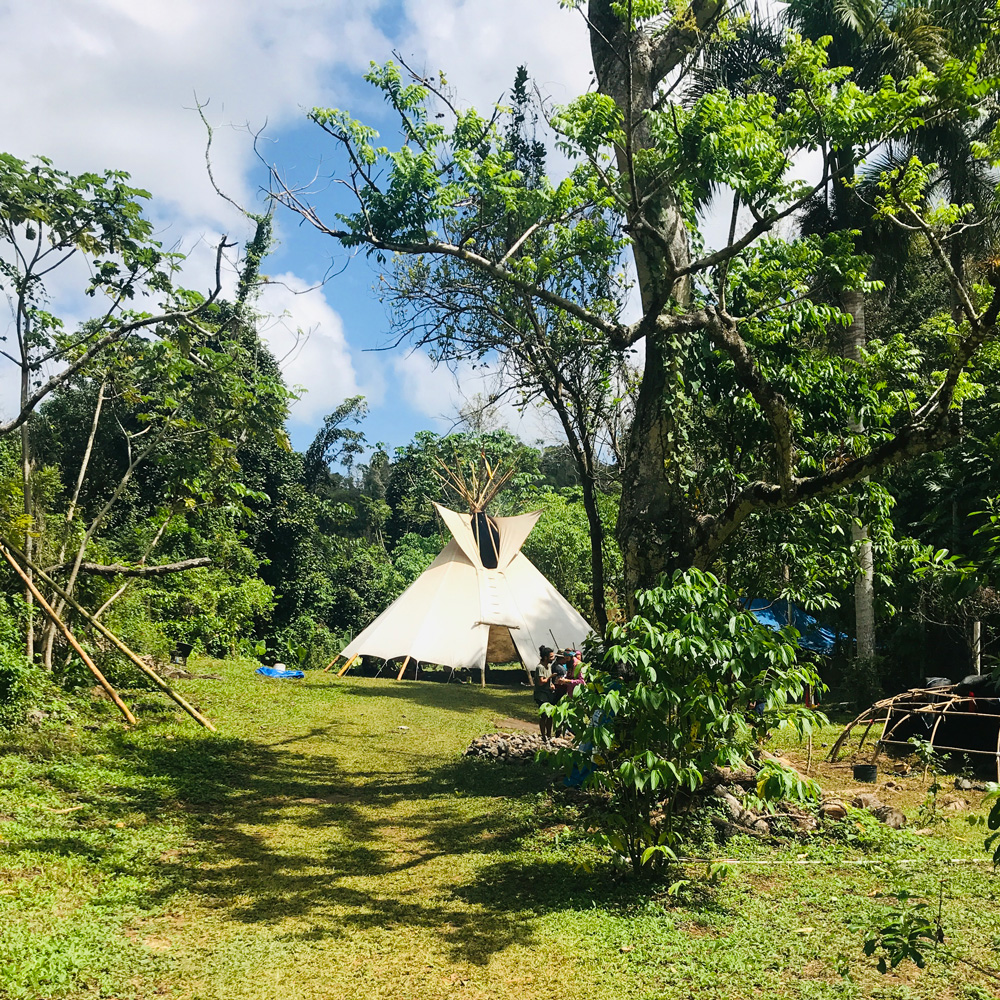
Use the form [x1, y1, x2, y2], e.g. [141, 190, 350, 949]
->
[493, 716, 537, 733]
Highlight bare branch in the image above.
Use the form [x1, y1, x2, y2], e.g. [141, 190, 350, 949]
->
[270, 171, 628, 342]
[45, 556, 213, 578]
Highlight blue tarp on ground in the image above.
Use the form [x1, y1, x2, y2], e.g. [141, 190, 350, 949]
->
[741, 598, 847, 655]
[255, 665, 305, 679]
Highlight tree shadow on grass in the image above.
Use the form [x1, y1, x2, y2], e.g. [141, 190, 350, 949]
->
[454, 854, 634, 914]
[12, 834, 106, 863]
[5, 718, 652, 967]
[338, 676, 536, 720]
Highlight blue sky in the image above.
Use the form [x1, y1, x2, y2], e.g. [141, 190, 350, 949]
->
[0, 0, 595, 454]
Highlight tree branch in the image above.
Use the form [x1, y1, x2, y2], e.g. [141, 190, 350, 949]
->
[648, 0, 726, 87]
[44, 556, 213, 578]
[709, 309, 795, 497]
[695, 410, 962, 564]
[270, 172, 628, 342]
[0, 238, 232, 439]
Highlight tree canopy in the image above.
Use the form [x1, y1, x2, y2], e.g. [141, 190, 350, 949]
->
[269, 0, 1000, 612]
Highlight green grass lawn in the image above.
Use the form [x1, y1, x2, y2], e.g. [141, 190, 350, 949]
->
[2, 661, 1000, 999]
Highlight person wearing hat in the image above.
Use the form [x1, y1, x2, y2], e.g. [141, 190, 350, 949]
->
[534, 645, 558, 741]
[550, 649, 579, 736]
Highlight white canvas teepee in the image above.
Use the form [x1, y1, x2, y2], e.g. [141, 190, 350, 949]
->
[337, 502, 591, 682]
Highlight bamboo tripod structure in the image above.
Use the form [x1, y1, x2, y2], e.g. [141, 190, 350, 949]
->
[1, 544, 136, 725]
[1, 539, 216, 731]
[828, 684, 1000, 781]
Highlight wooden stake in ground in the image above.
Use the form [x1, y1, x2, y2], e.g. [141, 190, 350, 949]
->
[323, 654, 341, 673]
[396, 655, 411, 681]
[336, 654, 359, 677]
[0, 539, 216, 731]
[0, 543, 136, 725]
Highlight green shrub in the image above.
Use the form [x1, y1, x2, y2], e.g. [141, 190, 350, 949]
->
[271, 616, 345, 670]
[113, 570, 276, 658]
[551, 568, 825, 874]
[0, 647, 45, 726]
[0, 596, 43, 726]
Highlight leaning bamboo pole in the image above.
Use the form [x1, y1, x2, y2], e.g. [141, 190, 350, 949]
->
[336, 654, 359, 677]
[0, 539, 216, 731]
[0, 544, 136, 725]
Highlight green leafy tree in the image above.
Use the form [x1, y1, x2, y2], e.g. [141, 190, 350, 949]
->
[0, 154, 232, 655]
[18, 209, 292, 667]
[271, 2, 1000, 609]
[519, 485, 623, 619]
[384, 65, 632, 629]
[303, 395, 369, 492]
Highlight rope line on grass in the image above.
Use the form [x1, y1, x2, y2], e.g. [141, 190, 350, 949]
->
[682, 857, 994, 865]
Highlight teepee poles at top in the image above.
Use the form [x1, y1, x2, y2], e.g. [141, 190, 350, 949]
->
[434, 454, 514, 512]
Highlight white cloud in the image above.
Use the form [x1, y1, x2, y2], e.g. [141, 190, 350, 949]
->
[0, 0, 391, 231]
[0, 1, 603, 448]
[257, 272, 369, 423]
[393, 349, 564, 444]
[399, 0, 592, 113]
[392, 350, 463, 430]
[0, 0, 396, 427]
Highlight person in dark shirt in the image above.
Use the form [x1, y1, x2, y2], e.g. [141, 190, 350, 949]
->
[534, 645, 557, 741]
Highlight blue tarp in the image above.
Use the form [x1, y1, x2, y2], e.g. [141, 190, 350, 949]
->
[255, 665, 305, 679]
[741, 598, 847, 655]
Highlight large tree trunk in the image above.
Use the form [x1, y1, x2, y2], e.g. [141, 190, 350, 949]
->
[20, 368, 34, 662]
[852, 518, 876, 660]
[589, 1, 703, 603]
[579, 466, 609, 631]
[617, 336, 700, 591]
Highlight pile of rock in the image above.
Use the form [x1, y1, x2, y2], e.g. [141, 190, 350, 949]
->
[955, 776, 989, 792]
[704, 767, 818, 837]
[819, 791, 905, 828]
[703, 763, 908, 839]
[464, 738, 916, 835]
[464, 731, 572, 763]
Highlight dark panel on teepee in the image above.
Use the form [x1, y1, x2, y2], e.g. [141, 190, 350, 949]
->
[486, 625, 519, 664]
[472, 512, 500, 569]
